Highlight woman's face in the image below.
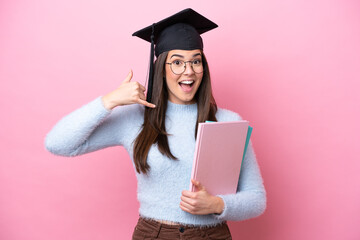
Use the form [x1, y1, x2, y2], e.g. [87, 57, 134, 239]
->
[165, 49, 203, 105]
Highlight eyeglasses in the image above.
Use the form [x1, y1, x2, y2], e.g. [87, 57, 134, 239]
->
[166, 59, 203, 75]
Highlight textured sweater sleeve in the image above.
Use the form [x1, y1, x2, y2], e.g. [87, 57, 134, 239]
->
[45, 97, 141, 157]
[213, 110, 266, 221]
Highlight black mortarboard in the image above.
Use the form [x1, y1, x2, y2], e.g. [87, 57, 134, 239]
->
[132, 8, 218, 103]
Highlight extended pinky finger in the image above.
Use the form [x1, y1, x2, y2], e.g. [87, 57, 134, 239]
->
[137, 99, 156, 108]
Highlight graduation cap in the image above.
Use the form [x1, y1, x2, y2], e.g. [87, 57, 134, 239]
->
[132, 8, 218, 103]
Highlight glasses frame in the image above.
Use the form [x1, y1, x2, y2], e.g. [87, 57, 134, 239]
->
[166, 60, 204, 75]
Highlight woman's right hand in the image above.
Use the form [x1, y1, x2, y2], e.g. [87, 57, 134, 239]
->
[102, 70, 156, 110]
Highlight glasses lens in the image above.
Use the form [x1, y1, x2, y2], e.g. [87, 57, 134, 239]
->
[171, 60, 185, 74]
[192, 60, 203, 74]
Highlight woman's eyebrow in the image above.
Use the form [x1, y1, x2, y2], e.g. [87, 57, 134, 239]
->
[170, 54, 184, 59]
[170, 53, 202, 59]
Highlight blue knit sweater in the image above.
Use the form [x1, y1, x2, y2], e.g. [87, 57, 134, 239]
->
[45, 97, 266, 226]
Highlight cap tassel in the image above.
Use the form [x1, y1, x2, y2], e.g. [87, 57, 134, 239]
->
[146, 23, 155, 104]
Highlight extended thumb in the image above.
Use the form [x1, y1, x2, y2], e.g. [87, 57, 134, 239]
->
[123, 70, 133, 83]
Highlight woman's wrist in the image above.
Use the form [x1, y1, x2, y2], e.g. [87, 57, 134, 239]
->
[213, 196, 225, 215]
[101, 94, 118, 110]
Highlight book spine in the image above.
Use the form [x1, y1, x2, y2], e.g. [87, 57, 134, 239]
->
[190, 123, 204, 191]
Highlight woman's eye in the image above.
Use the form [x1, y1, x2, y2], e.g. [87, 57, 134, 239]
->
[193, 60, 201, 65]
[173, 60, 182, 66]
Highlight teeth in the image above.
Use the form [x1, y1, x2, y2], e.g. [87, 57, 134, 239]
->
[180, 80, 194, 85]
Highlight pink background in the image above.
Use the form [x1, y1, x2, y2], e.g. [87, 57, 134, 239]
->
[1, 0, 359, 239]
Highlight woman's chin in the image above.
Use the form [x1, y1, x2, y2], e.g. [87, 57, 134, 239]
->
[169, 95, 196, 105]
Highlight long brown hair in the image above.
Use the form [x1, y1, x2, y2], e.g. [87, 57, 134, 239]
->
[133, 51, 217, 174]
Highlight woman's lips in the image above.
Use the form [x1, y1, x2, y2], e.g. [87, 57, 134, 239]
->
[179, 80, 194, 93]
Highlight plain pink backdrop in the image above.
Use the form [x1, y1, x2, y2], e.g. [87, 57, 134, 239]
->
[1, 0, 359, 239]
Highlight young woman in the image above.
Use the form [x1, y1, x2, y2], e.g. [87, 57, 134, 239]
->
[45, 9, 266, 240]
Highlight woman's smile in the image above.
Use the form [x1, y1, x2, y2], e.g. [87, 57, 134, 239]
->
[178, 79, 195, 92]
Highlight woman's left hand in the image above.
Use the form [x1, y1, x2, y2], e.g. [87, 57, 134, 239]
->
[180, 179, 224, 215]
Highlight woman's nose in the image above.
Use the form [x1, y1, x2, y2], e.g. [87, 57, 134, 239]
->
[183, 62, 195, 75]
